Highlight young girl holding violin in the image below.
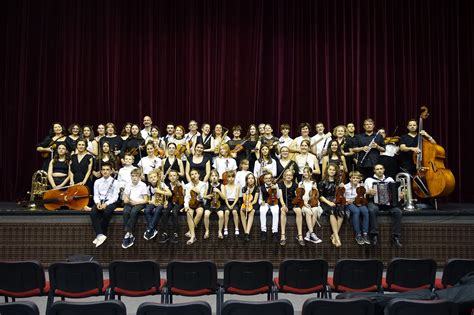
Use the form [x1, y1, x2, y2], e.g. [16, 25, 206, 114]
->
[299, 167, 323, 244]
[240, 173, 259, 242]
[161, 142, 185, 185]
[321, 140, 348, 180]
[37, 122, 67, 171]
[254, 144, 277, 181]
[344, 171, 370, 245]
[138, 143, 162, 183]
[93, 141, 117, 178]
[223, 170, 241, 238]
[203, 169, 225, 239]
[66, 123, 82, 153]
[318, 163, 345, 248]
[213, 143, 237, 182]
[47, 143, 70, 188]
[182, 169, 206, 245]
[278, 169, 298, 246]
[235, 159, 252, 190]
[259, 171, 280, 242]
[186, 142, 211, 184]
[295, 140, 320, 182]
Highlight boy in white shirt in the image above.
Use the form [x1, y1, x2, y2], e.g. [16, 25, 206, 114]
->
[121, 168, 149, 249]
[117, 154, 136, 189]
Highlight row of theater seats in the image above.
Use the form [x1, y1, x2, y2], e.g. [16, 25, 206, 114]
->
[0, 258, 473, 314]
[0, 297, 461, 315]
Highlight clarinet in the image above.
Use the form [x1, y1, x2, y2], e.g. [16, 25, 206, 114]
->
[99, 175, 117, 204]
[359, 130, 382, 165]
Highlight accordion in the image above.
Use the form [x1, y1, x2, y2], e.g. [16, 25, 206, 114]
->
[373, 182, 400, 207]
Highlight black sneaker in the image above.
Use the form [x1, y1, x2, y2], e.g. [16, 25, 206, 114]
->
[149, 229, 158, 240]
[371, 235, 378, 246]
[392, 236, 403, 248]
[273, 232, 279, 242]
[122, 235, 135, 249]
[362, 234, 371, 245]
[261, 231, 267, 241]
[159, 233, 169, 243]
[169, 233, 178, 244]
[244, 233, 250, 242]
[143, 229, 152, 241]
[355, 235, 364, 245]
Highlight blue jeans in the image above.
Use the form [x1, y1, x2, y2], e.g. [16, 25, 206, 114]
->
[346, 204, 369, 236]
[144, 204, 164, 230]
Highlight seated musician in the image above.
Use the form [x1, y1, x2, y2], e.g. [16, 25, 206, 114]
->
[344, 171, 370, 245]
[300, 167, 323, 245]
[203, 170, 226, 240]
[240, 173, 259, 242]
[223, 170, 241, 238]
[364, 164, 403, 247]
[143, 169, 171, 241]
[259, 171, 280, 242]
[121, 168, 149, 249]
[278, 169, 298, 246]
[89, 162, 120, 248]
[159, 170, 183, 244]
[183, 169, 206, 245]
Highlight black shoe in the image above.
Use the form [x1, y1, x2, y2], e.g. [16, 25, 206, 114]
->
[244, 233, 250, 242]
[273, 232, 279, 242]
[392, 236, 403, 248]
[169, 233, 178, 244]
[362, 234, 371, 245]
[371, 235, 378, 246]
[159, 233, 169, 243]
[261, 231, 267, 241]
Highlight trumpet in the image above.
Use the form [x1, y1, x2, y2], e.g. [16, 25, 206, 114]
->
[396, 172, 417, 211]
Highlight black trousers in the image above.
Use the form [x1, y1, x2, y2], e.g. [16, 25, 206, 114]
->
[90, 203, 117, 236]
[367, 202, 402, 237]
[160, 203, 180, 234]
[123, 204, 145, 234]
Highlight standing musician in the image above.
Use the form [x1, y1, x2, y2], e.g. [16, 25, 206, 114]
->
[254, 145, 277, 179]
[37, 122, 67, 171]
[255, 124, 280, 159]
[82, 126, 96, 157]
[100, 123, 124, 159]
[289, 122, 312, 156]
[243, 124, 259, 171]
[120, 123, 132, 142]
[185, 120, 201, 154]
[203, 170, 226, 240]
[186, 142, 211, 183]
[182, 169, 206, 245]
[93, 141, 117, 179]
[278, 123, 293, 149]
[295, 140, 320, 182]
[278, 169, 298, 246]
[311, 122, 332, 162]
[69, 139, 94, 209]
[227, 125, 247, 166]
[318, 163, 345, 248]
[138, 143, 162, 183]
[197, 123, 213, 160]
[240, 173, 259, 242]
[321, 139, 348, 179]
[258, 171, 280, 242]
[351, 118, 385, 179]
[399, 119, 436, 176]
[364, 164, 403, 247]
[377, 128, 400, 180]
[65, 123, 82, 153]
[143, 169, 171, 241]
[162, 122, 175, 144]
[209, 124, 230, 159]
[146, 125, 166, 158]
[47, 143, 70, 188]
[299, 167, 323, 245]
[222, 171, 241, 238]
[343, 122, 357, 173]
[121, 124, 144, 166]
[89, 162, 120, 248]
[344, 171, 370, 245]
[140, 115, 153, 141]
[91, 124, 106, 157]
[169, 125, 190, 165]
[159, 170, 183, 244]
[213, 143, 237, 181]
[258, 123, 266, 137]
[161, 142, 185, 185]
[275, 146, 298, 180]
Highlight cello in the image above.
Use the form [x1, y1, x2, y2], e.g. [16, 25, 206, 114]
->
[41, 184, 90, 210]
[413, 106, 455, 198]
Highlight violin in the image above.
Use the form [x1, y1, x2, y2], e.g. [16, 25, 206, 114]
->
[230, 139, 249, 155]
[292, 187, 305, 208]
[40, 141, 57, 158]
[354, 185, 368, 206]
[176, 138, 193, 159]
[42, 184, 90, 210]
[172, 185, 184, 205]
[154, 147, 165, 158]
[384, 136, 400, 145]
[211, 184, 221, 209]
[266, 183, 278, 206]
[189, 189, 200, 209]
[335, 171, 346, 205]
[309, 186, 319, 207]
[413, 106, 455, 198]
[241, 191, 253, 211]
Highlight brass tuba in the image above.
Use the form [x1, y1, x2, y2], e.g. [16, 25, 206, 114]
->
[396, 172, 417, 211]
[28, 170, 49, 208]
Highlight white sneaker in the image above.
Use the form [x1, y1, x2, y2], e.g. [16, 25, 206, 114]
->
[92, 237, 99, 245]
[235, 229, 240, 236]
[310, 232, 322, 244]
[95, 235, 107, 247]
[304, 231, 311, 242]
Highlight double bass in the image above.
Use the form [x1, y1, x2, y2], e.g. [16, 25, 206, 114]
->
[413, 106, 455, 198]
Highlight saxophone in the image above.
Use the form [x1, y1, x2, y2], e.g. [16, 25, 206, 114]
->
[396, 172, 417, 211]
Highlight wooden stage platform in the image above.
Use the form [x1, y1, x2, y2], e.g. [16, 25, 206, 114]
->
[1, 202, 473, 268]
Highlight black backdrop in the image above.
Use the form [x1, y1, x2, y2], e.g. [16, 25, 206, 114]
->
[1, 0, 473, 201]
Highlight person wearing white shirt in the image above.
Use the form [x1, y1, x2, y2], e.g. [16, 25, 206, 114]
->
[235, 159, 252, 190]
[344, 171, 370, 245]
[278, 123, 293, 150]
[311, 122, 332, 161]
[213, 144, 237, 179]
[183, 169, 207, 245]
[138, 143, 162, 182]
[162, 123, 175, 144]
[184, 120, 201, 154]
[253, 145, 277, 179]
[117, 154, 136, 189]
[89, 162, 120, 247]
[364, 164, 403, 247]
[259, 172, 280, 242]
[140, 115, 153, 141]
[121, 169, 149, 249]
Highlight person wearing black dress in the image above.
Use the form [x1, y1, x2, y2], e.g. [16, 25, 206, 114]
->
[69, 139, 94, 209]
[197, 123, 213, 160]
[65, 123, 82, 153]
[121, 124, 145, 166]
[244, 124, 259, 171]
[275, 146, 298, 180]
[186, 142, 211, 183]
[161, 142, 185, 186]
[278, 169, 298, 246]
[37, 122, 67, 171]
[344, 122, 357, 174]
[47, 143, 70, 188]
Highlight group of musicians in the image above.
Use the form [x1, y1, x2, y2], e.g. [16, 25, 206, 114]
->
[36, 116, 437, 248]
